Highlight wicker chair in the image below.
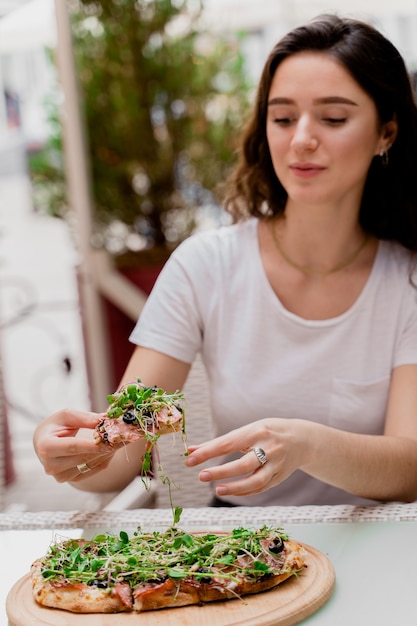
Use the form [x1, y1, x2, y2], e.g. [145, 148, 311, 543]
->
[155, 355, 213, 509]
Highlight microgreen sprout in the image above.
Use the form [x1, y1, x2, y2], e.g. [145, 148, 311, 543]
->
[40, 526, 293, 594]
[106, 379, 185, 428]
[106, 379, 187, 526]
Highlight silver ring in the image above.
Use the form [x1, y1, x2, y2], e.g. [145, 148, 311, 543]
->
[76, 462, 91, 474]
[252, 447, 268, 466]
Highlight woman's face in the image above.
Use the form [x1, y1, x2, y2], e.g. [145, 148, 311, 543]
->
[266, 51, 394, 210]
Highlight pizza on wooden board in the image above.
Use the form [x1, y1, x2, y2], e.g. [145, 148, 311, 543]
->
[31, 526, 307, 614]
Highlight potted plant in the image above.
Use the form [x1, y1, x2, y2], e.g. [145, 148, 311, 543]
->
[30, 0, 251, 386]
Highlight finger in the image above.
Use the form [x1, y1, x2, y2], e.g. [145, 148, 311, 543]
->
[198, 451, 261, 483]
[36, 434, 110, 462]
[186, 444, 202, 454]
[215, 466, 273, 498]
[53, 455, 114, 484]
[48, 410, 104, 430]
[34, 411, 105, 450]
[42, 446, 114, 477]
[185, 428, 256, 467]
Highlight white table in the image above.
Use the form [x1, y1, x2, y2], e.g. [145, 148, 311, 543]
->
[3, 503, 417, 625]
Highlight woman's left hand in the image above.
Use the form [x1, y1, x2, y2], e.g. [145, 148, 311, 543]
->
[185, 418, 312, 497]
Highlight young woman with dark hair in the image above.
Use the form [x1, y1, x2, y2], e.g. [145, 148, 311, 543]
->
[34, 14, 417, 507]
[227, 14, 417, 248]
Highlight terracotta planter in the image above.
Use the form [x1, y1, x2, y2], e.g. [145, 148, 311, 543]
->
[103, 248, 171, 389]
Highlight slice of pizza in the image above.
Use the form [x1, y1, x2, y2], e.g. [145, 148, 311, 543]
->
[131, 532, 307, 611]
[94, 379, 185, 446]
[31, 526, 307, 614]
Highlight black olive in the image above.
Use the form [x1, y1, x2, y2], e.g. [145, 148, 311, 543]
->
[122, 410, 137, 424]
[197, 567, 212, 584]
[147, 577, 166, 584]
[268, 537, 284, 554]
[88, 580, 108, 588]
[102, 432, 109, 443]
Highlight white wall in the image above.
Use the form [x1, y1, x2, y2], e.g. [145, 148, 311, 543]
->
[202, 0, 417, 80]
[0, 0, 56, 145]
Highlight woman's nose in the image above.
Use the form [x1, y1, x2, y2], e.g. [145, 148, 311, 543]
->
[291, 116, 318, 152]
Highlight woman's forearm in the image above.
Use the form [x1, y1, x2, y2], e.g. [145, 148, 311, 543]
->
[301, 422, 417, 502]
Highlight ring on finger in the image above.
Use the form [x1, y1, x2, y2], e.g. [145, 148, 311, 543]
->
[252, 447, 268, 466]
[76, 462, 91, 474]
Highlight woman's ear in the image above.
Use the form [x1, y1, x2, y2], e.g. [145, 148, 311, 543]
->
[381, 116, 398, 150]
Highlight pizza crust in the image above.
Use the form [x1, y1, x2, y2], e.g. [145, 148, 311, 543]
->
[132, 568, 299, 612]
[31, 560, 132, 613]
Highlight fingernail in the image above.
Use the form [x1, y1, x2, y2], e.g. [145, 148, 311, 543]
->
[216, 486, 227, 495]
[185, 455, 196, 467]
[199, 470, 211, 482]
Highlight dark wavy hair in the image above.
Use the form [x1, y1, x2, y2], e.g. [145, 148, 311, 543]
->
[224, 14, 417, 251]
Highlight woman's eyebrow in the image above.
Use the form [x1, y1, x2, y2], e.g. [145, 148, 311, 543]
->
[316, 96, 358, 106]
[268, 96, 359, 106]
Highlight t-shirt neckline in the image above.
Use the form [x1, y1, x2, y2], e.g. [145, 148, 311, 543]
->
[250, 218, 382, 327]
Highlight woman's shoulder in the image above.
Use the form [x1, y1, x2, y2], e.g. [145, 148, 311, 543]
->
[172, 218, 258, 260]
[378, 239, 415, 266]
[376, 239, 417, 286]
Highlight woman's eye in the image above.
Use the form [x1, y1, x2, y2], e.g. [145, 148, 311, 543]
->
[323, 118, 347, 125]
[273, 118, 294, 126]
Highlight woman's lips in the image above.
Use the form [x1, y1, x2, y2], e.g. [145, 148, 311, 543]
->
[290, 163, 325, 178]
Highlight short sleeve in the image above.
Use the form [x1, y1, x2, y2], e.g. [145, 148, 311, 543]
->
[129, 233, 214, 363]
[393, 283, 417, 367]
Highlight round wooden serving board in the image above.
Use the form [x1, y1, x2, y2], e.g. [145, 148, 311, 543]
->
[6, 543, 335, 626]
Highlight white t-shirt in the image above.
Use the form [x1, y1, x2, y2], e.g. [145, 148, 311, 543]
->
[130, 218, 417, 506]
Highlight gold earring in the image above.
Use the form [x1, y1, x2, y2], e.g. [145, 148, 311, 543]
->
[379, 147, 389, 168]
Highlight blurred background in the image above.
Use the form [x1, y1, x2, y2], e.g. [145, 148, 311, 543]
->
[1, 0, 417, 513]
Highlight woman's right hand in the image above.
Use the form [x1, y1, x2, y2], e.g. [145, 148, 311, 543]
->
[33, 409, 116, 484]
[33, 347, 191, 491]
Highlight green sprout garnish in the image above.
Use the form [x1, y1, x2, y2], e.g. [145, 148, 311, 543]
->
[106, 379, 185, 429]
[40, 526, 293, 594]
[106, 379, 187, 526]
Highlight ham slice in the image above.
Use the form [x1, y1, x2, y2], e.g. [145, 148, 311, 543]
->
[94, 403, 184, 445]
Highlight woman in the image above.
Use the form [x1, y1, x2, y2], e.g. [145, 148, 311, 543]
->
[34, 14, 417, 506]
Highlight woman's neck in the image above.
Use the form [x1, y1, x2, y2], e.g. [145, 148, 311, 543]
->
[270, 202, 366, 275]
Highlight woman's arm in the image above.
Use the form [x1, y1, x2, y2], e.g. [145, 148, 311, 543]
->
[33, 346, 191, 493]
[302, 363, 417, 502]
[185, 364, 417, 503]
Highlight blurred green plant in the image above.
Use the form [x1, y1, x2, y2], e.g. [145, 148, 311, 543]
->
[29, 0, 251, 258]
